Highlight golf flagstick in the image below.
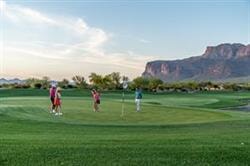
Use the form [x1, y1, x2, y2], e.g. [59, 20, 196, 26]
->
[121, 81, 128, 117]
[121, 90, 125, 117]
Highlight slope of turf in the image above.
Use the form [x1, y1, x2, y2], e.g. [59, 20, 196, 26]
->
[0, 89, 250, 165]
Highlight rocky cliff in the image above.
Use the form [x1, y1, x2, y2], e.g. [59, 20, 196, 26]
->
[142, 43, 250, 82]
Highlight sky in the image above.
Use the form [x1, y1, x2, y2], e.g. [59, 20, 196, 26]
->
[0, 0, 249, 80]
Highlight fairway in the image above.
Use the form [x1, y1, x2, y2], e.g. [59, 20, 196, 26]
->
[1, 89, 250, 165]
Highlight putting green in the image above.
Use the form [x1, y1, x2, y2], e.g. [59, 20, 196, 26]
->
[0, 93, 246, 125]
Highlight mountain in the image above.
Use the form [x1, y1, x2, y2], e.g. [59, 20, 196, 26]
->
[0, 78, 25, 85]
[142, 43, 250, 82]
[0, 78, 8, 85]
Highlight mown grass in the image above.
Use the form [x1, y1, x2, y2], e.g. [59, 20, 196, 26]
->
[0, 89, 250, 165]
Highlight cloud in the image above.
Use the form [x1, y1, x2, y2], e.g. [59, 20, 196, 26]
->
[0, 0, 55, 24]
[139, 39, 151, 44]
[0, 0, 155, 79]
[0, 0, 108, 49]
[14, 6, 56, 24]
[0, 0, 5, 11]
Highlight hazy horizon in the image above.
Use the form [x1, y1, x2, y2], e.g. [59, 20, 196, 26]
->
[0, 0, 249, 80]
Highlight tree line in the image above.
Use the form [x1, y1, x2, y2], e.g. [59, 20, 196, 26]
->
[1, 72, 250, 92]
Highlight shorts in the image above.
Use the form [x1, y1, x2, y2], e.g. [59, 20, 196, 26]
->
[50, 97, 55, 104]
[96, 99, 100, 104]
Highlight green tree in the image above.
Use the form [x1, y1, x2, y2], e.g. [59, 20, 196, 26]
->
[109, 72, 121, 89]
[26, 78, 41, 88]
[148, 78, 163, 91]
[41, 76, 50, 89]
[34, 83, 42, 89]
[186, 81, 199, 91]
[72, 75, 88, 89]
[132, 77, 150, 90]
[102, 74, 113, 89]
[89, 73, 103, 89]
[122, 76, 129, 82]
[59, 78, 69, 89]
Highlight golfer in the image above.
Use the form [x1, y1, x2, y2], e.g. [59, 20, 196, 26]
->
[54, 87, 62, 116]
[49, 84, 56, 113]
[135, 88, 142, 112]
[91, 89, 101, 112]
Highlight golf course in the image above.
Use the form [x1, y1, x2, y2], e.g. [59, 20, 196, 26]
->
[0, 89, 250, 165]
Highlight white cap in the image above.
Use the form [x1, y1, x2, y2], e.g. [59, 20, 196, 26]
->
[51, 81, 57, 87]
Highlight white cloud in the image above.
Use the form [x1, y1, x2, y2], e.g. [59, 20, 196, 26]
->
[139, 39, 151, 44]
[14, 6, 56, 24]
[73, 18, 89, 34]
[0, 0, 155, 79]
[0, 0, 54, 24]
[0, 0, 5, 11]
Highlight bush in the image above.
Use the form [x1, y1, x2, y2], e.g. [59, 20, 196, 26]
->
[34, 83, 42, 89]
